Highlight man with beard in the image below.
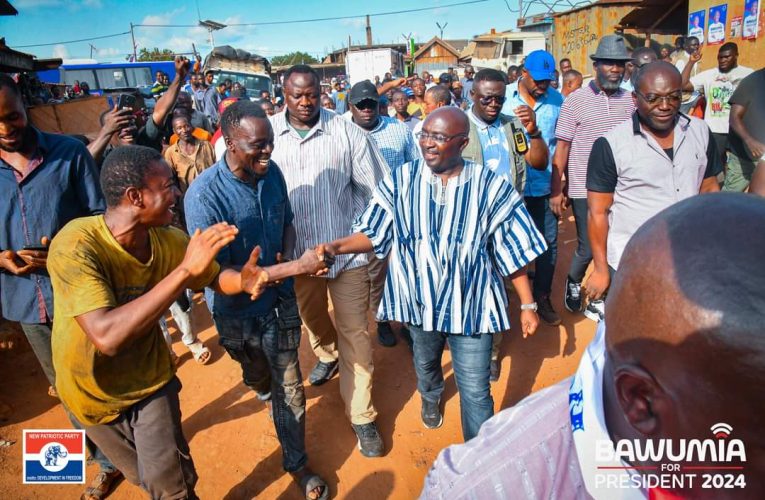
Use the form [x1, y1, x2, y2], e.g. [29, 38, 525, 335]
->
[501, 50, 565, 329]
[269, 65, 388, 458]
[585, 61, 721, 302]
[552, 35, 635, 323]
[0, 74, 121, 500]
[323, 107, 546, 441]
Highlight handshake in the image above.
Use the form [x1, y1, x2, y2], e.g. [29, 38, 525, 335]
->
[295, 243, 337, 277]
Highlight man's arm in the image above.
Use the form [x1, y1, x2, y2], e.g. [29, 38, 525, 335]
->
[378, 77, 410, 96]
[550, 139, 571, 217]
[681, 51, 702, 92]
[700, 130, 723, 193]
[87, 106, 133, 163]
[730, 103, 765, 158]
[151, 56, 190, 128]
[73, 223, 237, 356]
[749, 159, 765, 195]
[508, 267, 539, 338]
[513, 105, 548, 170]
[585, 191, 614, 300]
[325, 233, 374, 255]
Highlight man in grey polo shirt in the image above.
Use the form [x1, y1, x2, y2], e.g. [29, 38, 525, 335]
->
[585, 62, 721, 301]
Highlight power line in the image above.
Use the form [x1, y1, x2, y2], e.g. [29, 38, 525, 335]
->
[13, 31, 131, 48]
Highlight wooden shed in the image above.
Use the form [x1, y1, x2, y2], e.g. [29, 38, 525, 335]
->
[551, 0, 677, 75]
[412, 37, 462, 75]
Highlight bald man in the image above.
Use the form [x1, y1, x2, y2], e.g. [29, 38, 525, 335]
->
[561, 69, 583, 97]
[422, 192, 765, 499]
[585, 61, 721, 307]
[323, 107, 546, 441]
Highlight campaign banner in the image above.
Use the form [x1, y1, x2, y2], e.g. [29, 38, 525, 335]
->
[689, 10, 707, 44]
[731, 16, 743, 37]
[743, 0, 760, 39]
[23, 429, 86, 484]
[708, 5, 728, 44]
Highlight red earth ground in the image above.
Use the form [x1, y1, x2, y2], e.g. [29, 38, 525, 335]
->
[0, 216, 596, 499]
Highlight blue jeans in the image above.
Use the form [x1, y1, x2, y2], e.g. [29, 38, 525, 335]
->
[525, 195, 558, 298]
[20, 322, 116, 473]
[214, 310, 307, 472]
[409, 324, 494, 441]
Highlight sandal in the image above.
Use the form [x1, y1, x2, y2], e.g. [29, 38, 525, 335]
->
[80, 470, 122, 500]
[295, 471, 329, 500]
[188, 340, 211, 365]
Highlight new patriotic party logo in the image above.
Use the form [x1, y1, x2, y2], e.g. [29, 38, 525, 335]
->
[23, 429, 86, 484]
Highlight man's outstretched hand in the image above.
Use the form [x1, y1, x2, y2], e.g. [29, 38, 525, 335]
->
[241, 246, 269, 301]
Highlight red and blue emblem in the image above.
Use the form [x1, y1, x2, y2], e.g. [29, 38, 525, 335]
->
[23, 429, 86, 484]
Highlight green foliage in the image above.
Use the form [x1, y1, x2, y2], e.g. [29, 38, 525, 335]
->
[138, 47, 176, 61]
[271, 51, 319, 66]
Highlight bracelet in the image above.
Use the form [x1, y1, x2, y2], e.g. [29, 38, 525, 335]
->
[528, 129, 542, 138]
[520, 302, 538, 311]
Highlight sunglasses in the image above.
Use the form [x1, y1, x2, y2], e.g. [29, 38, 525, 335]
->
[354, 99, 378, 110]
[477, 95, 507, 106]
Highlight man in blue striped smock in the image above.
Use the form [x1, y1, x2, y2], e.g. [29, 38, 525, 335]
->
[323, 107, 548, 441]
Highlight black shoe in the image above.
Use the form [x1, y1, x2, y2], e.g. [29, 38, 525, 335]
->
[490, 360, 500, 382]
[308, 360, 338, 386]
[400, 325, 413, 352]
[584, 299, 605, 323]
[377, 322, 397, 347]
[351, 422, 384, 457]
[536, 295, 562, 326]
[564, 277, 583, 313]
[421, 398, 443, 429]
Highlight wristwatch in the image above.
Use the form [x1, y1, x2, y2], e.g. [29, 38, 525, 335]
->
[528, 129, 542, 139]
[520, 302, 538, 311]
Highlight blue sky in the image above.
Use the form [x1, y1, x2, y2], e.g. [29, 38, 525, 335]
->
[1, 0, 526, 62]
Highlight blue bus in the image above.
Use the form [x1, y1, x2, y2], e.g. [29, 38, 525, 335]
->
[36, 60, 177, 93]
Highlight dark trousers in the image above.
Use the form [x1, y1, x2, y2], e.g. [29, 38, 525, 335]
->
[409, 324, 494, 441]
[85, 377, 198, 499]
[214, 309, 307, 472]
[524, 195, 558, 297]
[20, 322, 116, 473]
[568, 198, 592, 283]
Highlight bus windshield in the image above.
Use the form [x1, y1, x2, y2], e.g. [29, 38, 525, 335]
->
[212, 71, 271, 98]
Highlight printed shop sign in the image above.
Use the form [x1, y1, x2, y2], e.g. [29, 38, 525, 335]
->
[23, 429, 86, 484]
[708, 4, 728, 45]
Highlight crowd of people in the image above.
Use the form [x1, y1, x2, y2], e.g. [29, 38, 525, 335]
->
[1, 30, 764, 500]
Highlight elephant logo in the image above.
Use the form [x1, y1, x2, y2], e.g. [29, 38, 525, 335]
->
[40, 442, 69, 471]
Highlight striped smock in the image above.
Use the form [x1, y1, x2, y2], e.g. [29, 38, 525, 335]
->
[352, 159, 547, 335]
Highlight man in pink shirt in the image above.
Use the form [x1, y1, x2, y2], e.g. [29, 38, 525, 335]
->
[422, 193, 764, 500]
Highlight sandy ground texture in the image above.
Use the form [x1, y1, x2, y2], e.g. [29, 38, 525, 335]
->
[0, 216, 597, 499]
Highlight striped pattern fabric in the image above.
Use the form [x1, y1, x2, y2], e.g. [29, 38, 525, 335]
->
[366, 116, 421, 172]
[352, 159, 547, 335]
[555, 82, 635, 199]
[270, 109, 387, 278]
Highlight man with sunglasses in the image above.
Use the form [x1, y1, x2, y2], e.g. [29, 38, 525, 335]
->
[322, 107, 546, 441]
[553, 35, 635, 323]
[585, 61, 721, 303]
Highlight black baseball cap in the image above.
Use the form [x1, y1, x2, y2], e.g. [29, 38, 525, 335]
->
[349, 80, 379, 104]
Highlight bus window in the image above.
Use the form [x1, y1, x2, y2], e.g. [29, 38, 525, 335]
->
[60, 69, 96, 86]
[124, 67, 153, 87]
[95, 68, 128, 89]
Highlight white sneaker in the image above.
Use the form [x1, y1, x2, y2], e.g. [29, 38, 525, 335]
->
[584, 299, 605, 322]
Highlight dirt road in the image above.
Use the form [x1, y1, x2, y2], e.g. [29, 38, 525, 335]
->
[0, 216, 596, 499]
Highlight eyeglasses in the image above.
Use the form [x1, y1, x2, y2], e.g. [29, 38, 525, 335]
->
[635, 91, 682, 106]
[477, 95, 506, 106]
[415, 132, 468, 144]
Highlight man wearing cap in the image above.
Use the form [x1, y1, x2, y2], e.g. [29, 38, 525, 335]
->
[345, 80, 421, 348]
[501, 50, 565, 329]
[552, 35, 635, 323]
[269, 65, 388, 458]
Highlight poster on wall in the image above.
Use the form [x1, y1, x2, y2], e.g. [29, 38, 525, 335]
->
[743, 0, 760, 39]
[688, 10, 707, 44]
[731, 16, 743, 37]
[708, 4, 728, 44]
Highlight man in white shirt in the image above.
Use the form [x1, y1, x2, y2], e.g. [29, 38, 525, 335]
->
[707, 9, 726, 44]
[743, 2, 759, 38]
[681, 42, 753, 161]
[688, 14, 705, 44]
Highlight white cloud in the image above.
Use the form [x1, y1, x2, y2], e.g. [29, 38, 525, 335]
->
[141, 7, 186, 26]
[52, 44, 69, 59]
[96, 47, 122, 57]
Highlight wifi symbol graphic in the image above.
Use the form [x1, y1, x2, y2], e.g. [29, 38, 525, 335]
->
[710, 423, 733, 439]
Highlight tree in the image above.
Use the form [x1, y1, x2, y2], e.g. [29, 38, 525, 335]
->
[138, 47, 176, 61]
[270, 51, 319, 67]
